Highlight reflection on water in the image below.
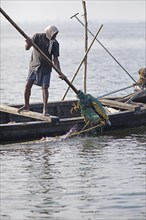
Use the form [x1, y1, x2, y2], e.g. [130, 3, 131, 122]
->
[0, 130, 145, 220]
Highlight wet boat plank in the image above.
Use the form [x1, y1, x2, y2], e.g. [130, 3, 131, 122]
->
[0, 104, 59, 123]
[99, 99, 137, 110]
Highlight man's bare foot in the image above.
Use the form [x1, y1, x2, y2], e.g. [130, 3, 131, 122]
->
[43, 113, 51, 117]
[43, 109, 50, 116]
[18, 106, 30, 113]
[43, 112, 50, 116]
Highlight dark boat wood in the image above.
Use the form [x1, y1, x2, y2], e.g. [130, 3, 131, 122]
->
[0, 91, 146, 143]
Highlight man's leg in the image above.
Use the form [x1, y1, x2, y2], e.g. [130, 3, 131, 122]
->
[42, 86, 49, 115]
[18, 80, 34, 112]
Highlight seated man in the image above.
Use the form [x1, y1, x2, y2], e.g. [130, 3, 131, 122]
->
[133, 67, 146, 91]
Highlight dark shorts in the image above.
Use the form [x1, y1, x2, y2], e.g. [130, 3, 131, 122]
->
[27, 66, 51, 87]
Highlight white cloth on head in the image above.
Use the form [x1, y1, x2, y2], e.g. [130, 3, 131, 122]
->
[45, 25, 59, 40]
[45, 25, 59, 54]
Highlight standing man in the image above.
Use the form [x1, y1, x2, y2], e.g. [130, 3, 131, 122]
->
[18, 25, 64, 115]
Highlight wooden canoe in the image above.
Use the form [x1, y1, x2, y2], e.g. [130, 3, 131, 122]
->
[0, 91, 146, 143]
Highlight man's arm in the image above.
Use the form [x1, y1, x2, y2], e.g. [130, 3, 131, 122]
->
[25, 38, 32, 50]
[53, 56, 61, 71]
[53, 56, 66, 79]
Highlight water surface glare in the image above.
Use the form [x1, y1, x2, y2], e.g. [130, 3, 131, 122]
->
[0, 133, 145, 220]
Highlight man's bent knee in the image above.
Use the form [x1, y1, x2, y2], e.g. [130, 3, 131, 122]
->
[25, 80, 34, 90]
[42, 86, 49, 92]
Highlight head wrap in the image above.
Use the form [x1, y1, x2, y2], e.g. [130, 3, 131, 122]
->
[45, 25, 59, 54]
[138, 68, 146, 78]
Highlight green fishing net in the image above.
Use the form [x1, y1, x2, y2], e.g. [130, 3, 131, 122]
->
[77, 90, 110, 126]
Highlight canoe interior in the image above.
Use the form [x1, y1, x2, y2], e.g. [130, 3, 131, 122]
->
[0, 93, 146, 143]
[0, 92, 145, 125]
[0, 99, 81, 124]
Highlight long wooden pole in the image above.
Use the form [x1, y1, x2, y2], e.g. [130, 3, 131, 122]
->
[0, 7, 79, 94]
[97, 85, 134, 98]
[70, 13, 142, 90]
[0, 7, 111, 124]
[61, 24, 103, 100]
[82, 0, 88, 94]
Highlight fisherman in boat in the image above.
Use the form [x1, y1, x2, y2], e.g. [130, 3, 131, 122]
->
[18, 25, 65, 115]
[137, 67, 146, 88]
[134, 67, 146, 91]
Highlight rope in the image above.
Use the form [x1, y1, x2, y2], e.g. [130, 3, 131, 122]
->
[68, 122, 104, 137]
[98, 85, 134, 99]
[80, 120, 90, 131]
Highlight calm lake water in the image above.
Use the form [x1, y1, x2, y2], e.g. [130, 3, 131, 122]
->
[0, 21, 146, 220]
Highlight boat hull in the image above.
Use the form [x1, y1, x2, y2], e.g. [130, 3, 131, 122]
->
[0, 95, 146, 143]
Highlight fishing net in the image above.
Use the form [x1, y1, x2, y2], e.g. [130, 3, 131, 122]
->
[77, 90, 110, 126]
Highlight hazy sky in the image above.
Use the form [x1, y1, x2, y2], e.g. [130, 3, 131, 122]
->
[1, 0, 145, 24]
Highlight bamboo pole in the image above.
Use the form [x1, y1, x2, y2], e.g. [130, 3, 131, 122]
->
[61, 25, 103, 100]
[70, 13, 142, 90]
[82, 0, 88, 94]
[0, 7, 79, 95]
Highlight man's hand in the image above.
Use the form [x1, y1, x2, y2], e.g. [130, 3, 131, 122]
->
[59, 73, 66, 80]
[25, 38, 32, 50]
